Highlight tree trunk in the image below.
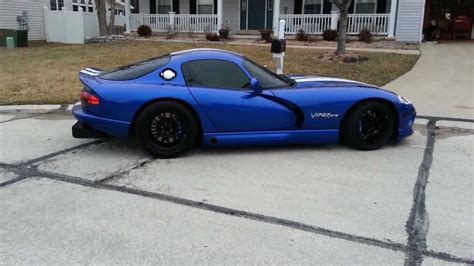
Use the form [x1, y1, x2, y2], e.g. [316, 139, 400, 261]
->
[107, 0, 116, 35]
[333, 0, 352, 55]
[95, 0, 108, 36]
[336, 9, 348, 54]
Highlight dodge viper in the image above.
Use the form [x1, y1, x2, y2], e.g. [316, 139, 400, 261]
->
[73, 48, 416, 158]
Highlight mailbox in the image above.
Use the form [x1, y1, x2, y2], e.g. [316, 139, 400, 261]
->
[271, 39, 286, 53]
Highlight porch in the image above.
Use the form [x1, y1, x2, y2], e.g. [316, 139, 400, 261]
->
[128, 0, 398, 36]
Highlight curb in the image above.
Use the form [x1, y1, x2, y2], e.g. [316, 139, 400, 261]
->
[0, 104, 77, 114]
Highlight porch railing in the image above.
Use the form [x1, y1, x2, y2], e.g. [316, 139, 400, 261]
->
[280, 13, 390, 36]
[130, 14, 170, 32]
[280, 14, 332, 34]
[130, 13, 218, 33]
[347, 14, 390, 35]
[174, 14, 218, 32]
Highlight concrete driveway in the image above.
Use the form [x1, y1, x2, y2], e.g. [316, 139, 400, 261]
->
[385, 42, 474, 120]
[0, 104, 472, 264]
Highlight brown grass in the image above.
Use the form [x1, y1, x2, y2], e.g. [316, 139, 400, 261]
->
[0, 41, 419, 105]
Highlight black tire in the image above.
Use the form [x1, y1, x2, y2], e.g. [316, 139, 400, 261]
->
[341, 101, 396, 150]
[135, 101, 198, 158]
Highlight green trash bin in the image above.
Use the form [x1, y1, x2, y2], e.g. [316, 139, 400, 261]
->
[0, 29, 28, 47]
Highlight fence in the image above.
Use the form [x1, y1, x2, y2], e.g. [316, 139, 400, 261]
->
[280, 13, 390, 36]
[44, 8, 126, 44]
[130, 13, 218, 33]
[347, 14, 390, 35]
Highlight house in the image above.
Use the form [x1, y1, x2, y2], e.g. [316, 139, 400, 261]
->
[131, 0, 426, 42]
[1, 0, 471, 43]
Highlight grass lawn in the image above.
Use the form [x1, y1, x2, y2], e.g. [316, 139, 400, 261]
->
[0, 41, 419, 105]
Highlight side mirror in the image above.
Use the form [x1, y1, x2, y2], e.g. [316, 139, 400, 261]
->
[250, 78, 262, 94]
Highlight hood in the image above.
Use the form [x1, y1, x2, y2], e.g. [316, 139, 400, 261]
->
[289, 75, 376, 89]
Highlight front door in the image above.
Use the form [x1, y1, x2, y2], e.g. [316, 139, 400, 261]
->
[240, 0, 273, 30]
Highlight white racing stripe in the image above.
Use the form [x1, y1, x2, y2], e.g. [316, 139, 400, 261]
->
[293, 76, 372, 87]
[80, 68, 101, 77]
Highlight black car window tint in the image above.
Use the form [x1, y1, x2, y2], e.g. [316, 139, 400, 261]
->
[182, 60, 250, 90]
[99, 55, 170, 80]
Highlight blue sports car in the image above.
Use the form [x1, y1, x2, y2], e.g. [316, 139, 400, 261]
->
[73, 48, 416, 158]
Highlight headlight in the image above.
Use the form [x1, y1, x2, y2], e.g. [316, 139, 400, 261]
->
[398, 95, 411, 104]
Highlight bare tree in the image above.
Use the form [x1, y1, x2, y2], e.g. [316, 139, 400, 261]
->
[333, 0, 353, 54]
[107, 0, 116, 35]
[95, 0, 108, 35]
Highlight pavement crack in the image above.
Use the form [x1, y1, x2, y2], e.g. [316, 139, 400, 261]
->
[404, 120, 436, 266]
[16, 139, 110, 167]
[95, 160, 152, 184]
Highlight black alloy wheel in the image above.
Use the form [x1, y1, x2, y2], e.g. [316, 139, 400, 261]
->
[342, 101, 395, 150]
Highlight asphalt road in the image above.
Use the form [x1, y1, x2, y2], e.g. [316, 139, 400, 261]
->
[0, 105, 472, 264]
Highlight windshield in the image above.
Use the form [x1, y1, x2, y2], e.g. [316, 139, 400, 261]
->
[242, 58, 292, 88]
[99, 55, 170, 80]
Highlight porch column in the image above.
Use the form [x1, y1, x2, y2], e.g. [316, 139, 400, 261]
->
[330, 11, 339, 30]
[125, 0, 131, 33]
[217, 0, 223, 32]
[273, 0, 281, 35]
[388, 0, 398, 38]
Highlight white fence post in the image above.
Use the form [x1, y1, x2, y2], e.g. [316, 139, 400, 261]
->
[125, 0, 131, 33]
[168, 11, 175, 32]
[330, 11, 339, 30]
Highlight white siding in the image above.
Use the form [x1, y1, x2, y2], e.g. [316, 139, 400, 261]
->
[0, 0, 49, 40]
[222, 0, 239, 32]
[395, 0, 425, 42]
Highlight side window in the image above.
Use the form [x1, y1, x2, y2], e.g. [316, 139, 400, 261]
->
[182, 60, 250, 90]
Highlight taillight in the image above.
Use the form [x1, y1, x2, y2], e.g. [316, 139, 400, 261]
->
[80, 90, 100, 105]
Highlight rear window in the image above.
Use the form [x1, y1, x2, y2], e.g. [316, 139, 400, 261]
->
[99, 55, 170, 80]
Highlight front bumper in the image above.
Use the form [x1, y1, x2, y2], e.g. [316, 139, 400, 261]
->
[397, 103, 416, 142]
[72, 105, 131, 138]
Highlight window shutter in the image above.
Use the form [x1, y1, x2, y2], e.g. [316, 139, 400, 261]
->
[150, 0, 156, 14]
[323, 0, 331, 14]
[214, 0, 217, 14]
[376, 0, 387, 13]
[190, 0, 197, 14]
[173, 0, 179, 13]
[294, 0, 302, 14]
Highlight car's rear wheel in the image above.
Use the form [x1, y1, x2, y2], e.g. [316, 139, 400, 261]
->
[135, 101, 198, 158]
[341, 101, 396, 150]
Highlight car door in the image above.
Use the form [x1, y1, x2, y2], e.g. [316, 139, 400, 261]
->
[182, 59, 295, 132]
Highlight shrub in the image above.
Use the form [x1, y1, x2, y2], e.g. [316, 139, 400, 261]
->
[323, 29, 338, 41]
[359, 29, 372, 43]
[259, 29, 273, 43]
[137, 25, 152, 37]
[206, 33, 220, 41]
[296, 29, 309, 41]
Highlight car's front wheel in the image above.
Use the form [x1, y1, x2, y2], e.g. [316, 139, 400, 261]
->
[135, 101, 198, 158]
[341, 101, 396, 150]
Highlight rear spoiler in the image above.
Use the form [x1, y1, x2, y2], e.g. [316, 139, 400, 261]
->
[79, 68, 103, 77]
